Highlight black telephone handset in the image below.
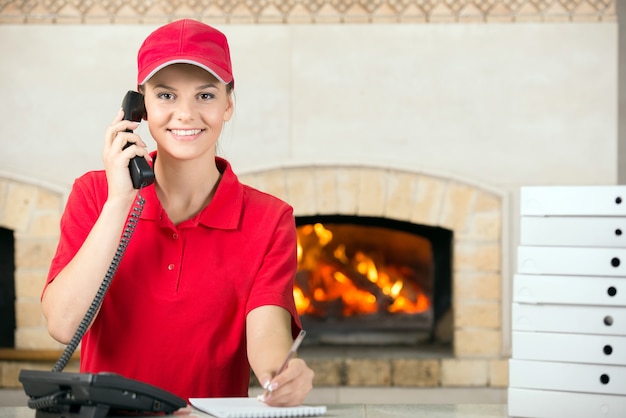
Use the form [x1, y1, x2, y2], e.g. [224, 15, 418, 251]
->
[121, 91, 155, 189]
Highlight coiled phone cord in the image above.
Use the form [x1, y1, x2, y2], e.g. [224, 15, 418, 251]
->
[27, 391, 66, 410]
[52, 191, 146, 373]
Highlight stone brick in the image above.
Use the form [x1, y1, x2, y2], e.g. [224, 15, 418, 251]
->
[454, 329, 501, 357]
[307, 358, 343, 386]
[1, 362, 40, 388]
[335, 168, 360, 214]
[345, 359, 391, 386]
[454, 272, 501, 301]
[440, 359, 488, 386]
[410, 176, 446, 225]
[14, 270, 47, 299]
[384, 172, 416, 220]
[28, 212, 61, 237]
[15, 298, 44, 328]
[391, 359, 439, 387]
[454, 301, 501, 328]
[36, 189, 63, 211]
[466, 211, 501, 241]
[256, 169, 288, 203]
[14, 239, 57, 270]
[453, 241, 500, 273]
[440, 183, 474, 232]
[285, 168, 317, 216]
[237, 173, 261, 191]
[2, 183, 38, 232]
[472, 192, 500, 213]
[356, 169, 385, 217]
[489, 359, 509, 387]
[314, 168, 338, 214]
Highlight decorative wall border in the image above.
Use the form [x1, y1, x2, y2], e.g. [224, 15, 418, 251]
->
[0, 0, 616, 24]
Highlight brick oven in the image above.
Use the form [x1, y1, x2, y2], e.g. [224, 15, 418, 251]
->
[238, 165, 508, 388]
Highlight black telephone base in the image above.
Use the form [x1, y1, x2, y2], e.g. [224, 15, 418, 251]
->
[20, 369, 186, 418]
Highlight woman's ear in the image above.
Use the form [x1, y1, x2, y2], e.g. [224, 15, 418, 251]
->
[223, 96, 234, 122]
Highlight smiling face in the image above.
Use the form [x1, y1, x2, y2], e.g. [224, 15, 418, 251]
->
[142, 63, 233, 163]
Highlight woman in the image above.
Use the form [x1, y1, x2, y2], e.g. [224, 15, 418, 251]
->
[41, 19, 314, 407]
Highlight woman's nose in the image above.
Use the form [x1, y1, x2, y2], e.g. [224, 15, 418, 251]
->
[175, 99, 194, 120]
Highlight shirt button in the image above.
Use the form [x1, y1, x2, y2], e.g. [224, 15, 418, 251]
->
[172, 233, 178, 240]
[168, 263, 175, 270]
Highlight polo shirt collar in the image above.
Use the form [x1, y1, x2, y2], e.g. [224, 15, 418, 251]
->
[138, 153, 243, 230]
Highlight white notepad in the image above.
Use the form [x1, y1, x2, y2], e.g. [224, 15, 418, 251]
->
[190, 397, 327, 418]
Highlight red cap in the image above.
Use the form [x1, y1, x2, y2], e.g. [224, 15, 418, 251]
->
[137, 19, 234, 88]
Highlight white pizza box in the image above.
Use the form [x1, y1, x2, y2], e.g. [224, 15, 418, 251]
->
[509, 359, 626, 396]
[512, 303, 625, 335]
[513, 274, 625, 306]
[508, 387, 626, 418]
[512, 331, 626, 365]
[518, 246, 626, 277]
[521, 186, 626, 216]
[520, 216, 626, 247]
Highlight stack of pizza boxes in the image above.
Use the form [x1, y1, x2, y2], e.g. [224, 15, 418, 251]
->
[508, 186, 626, 418]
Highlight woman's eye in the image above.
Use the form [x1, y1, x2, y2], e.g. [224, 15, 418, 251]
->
[157, 92, 174, 100]
[199, 93, 215, 101]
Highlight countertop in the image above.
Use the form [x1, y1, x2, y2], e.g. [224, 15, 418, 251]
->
[1, 405, 510, 418]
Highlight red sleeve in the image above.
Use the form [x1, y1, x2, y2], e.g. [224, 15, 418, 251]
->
[44, 172, 107, 296]
[245, 203, 302, 337]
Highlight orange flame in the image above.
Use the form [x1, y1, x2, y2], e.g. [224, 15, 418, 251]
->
[294, 223, 431, 317]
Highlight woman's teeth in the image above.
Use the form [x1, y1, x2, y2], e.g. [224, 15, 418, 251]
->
[171, 129, 202, 136]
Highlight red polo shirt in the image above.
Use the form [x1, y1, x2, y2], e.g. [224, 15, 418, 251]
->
[45, 156, 301, 401]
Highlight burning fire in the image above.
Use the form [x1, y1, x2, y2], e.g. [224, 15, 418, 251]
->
[294, 223, 431, 317]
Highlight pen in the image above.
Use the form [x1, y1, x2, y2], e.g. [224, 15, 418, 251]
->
[258, 330, 307, 401]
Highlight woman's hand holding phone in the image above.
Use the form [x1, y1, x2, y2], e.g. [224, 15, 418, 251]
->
[103, 108, 150, 201]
